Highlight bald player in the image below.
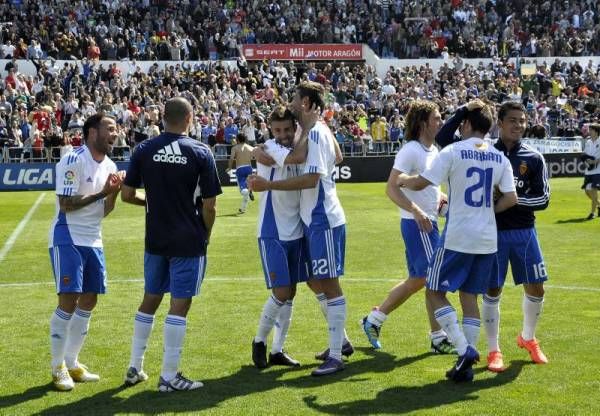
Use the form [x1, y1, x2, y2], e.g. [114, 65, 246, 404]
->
[121, 97, 222, 392]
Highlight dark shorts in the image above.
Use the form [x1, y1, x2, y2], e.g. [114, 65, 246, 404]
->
[581, 174, 600, 190]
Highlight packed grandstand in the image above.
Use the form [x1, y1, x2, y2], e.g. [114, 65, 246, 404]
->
[0, 0, 598, 163]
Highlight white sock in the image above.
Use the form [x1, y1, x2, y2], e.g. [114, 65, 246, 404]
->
[326, 296, 347, 361]
[482, 294, 501, 352]
[129, 311, 155, 371]
[316, 293, 328, 318]
[367, 309, 387, 327]
[522, 294, 544, 340]
[430, 329, 448, 346]
[50, 307, 72, 368]
[271, 300, 293, 354]
[462, 317, 481, 348]
[241, 188, 250, 211]
[161, 315, 187, 382]
[64, 308, 92, 368]
[316, 292, 350, 344]
[255, 295, 284, 344]
[434, 306, 469, 355]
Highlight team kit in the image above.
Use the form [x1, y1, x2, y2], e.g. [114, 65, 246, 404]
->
[46, 85, 551, 393]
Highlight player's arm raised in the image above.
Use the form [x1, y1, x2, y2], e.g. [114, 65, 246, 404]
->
[283, 103, 320, 165]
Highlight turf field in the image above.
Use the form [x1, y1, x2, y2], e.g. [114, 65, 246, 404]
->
[0, 178, 598, 415]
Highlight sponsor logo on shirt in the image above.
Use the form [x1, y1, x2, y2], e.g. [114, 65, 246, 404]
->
[64, 170, 75, 185]
[153, 142, 188, 165]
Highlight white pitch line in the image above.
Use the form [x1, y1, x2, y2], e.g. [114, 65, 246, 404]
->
[0, 193, 46, 263]
[0, 277, 598, 293]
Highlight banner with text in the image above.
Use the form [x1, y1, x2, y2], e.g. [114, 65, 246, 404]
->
[522, 139, 583, 154]
[0, 155, 585, 191]
[242, 44, 363, 61]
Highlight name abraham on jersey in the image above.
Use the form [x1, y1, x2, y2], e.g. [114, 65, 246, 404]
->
[153, 142, 188, 165]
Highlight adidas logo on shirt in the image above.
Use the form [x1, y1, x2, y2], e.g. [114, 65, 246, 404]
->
[153, 142, 188, 164]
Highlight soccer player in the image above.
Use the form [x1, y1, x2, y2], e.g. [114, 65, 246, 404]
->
[251, 105, 317, 369]
[121, 97, 222, 392]
[581, 123, 600, 220]
[48, 113, 123, 391]
[249, 81, 349, 376]
[483, 102, 551, 371]
[398, 100, 518, 382]
[227, 133, 255, 214]
[361, 100, 455, 354]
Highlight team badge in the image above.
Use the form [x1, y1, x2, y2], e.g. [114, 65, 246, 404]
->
[475, 142, 488, 150]
[519, 161, 528, 176]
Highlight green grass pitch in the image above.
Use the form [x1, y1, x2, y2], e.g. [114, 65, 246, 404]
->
[0, 178, 599, 415]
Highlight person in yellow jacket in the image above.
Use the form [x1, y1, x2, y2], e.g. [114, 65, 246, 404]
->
[371, 116, 388, 153]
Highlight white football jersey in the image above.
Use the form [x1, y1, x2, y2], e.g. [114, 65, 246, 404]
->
[300, 121, 345, 229]
[421, 137, 515, 254]
[49, 146, 117, 248]
[392, 140, 441, 220]
[584, 139, 600, 175]
[258, 139, 303, 241]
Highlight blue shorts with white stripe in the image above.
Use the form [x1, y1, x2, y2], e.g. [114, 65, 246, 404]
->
[258, 237, 309, 289]
[303, 224, 346, 279]
[400, 218, 439, 278]
[426, 248, 496, 295]
[49, 245, 106, 294]
[144, 252, 206, 298]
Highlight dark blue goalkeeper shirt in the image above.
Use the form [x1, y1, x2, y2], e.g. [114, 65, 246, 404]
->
[124, 132, 222, 257]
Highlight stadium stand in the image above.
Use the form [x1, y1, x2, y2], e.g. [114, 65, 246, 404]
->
[0, 0, 599, 61]
[0, 2, 598, 162]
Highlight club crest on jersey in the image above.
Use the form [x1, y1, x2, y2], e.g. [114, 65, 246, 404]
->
[519, 161, 528, 175]
[474, 142, 488, 150]
[153, 142, 187, 164]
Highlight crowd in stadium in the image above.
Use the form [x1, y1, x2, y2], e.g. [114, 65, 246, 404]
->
[1, 0, 600, 61]
[1, 53, 598, 161]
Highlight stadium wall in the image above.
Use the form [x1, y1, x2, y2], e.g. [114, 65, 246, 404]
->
[373, 56, 600, 78]
[0, 154, 587, 191]
[0, 59, 238, 77]
[5, 55, 600, 79]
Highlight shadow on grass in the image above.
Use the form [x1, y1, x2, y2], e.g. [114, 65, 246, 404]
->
[216, 212, 244, 218]
[0, 383, 54, 409]
[555, 217, 593, 224]
[32, 350, 431, 415]
[303, 360, 530, 415]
